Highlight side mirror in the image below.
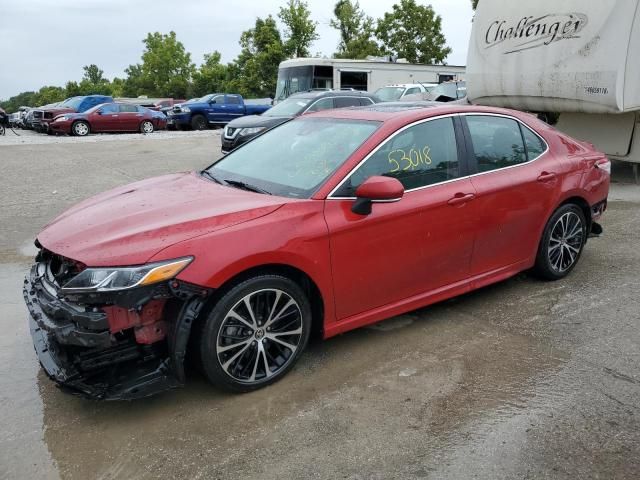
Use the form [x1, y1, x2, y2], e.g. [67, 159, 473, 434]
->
[96, 110, 103, 115]
[351, 176, 404, 215]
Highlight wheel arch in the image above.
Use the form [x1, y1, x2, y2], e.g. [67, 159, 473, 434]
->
[195, 263, 325, 342]
[71, 119, 90, 135]
[557, 195, 592, 232]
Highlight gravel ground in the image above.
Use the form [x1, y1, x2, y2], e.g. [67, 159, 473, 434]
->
[0, 135, 638, 480]
[0, 127, 219, 146]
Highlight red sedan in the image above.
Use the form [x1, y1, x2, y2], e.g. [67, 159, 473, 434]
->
[24, 104, 610, 399]
[49, 102, 166, 136]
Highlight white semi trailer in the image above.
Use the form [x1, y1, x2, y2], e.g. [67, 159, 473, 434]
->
[467, 0, 640, 179]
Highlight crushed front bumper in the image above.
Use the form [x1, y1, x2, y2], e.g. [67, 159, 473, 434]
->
[23, 262, 207, 400]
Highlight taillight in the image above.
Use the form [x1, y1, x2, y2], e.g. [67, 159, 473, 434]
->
[595, 158, 611, 175]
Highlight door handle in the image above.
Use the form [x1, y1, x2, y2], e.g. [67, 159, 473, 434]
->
[537, 171, 556, 182]
[447, 193, 475, 206]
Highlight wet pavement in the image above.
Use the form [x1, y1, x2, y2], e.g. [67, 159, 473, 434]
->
[1, 136, 639, 479]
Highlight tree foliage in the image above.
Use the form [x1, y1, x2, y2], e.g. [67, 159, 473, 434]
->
[137, 31, 195, 98]
[330, 0, 382, 59]
[191, 51, 229, 98]
[0, 0, 459, 111]
[227, 16, 286, 97]
[471, 0, 479, 10]
[278, 0, 319, 58]
[376, 0, 451, 64]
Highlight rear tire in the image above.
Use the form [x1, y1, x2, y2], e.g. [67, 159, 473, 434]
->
[198, 275, 311, 393]
[72, 121, 90, 137]
[191, 115, 207, 130]
[533, 204, 587, 280]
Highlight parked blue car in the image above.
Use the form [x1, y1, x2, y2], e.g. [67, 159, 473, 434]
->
[166, 94, 271, 130]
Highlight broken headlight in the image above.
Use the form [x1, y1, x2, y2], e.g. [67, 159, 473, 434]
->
[60, 257, 193, 293]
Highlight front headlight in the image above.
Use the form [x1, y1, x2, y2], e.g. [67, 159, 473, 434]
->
[181, 107, 191, 113]
[55, 116, 68, 122]
[60, 257, 193, 293]
[239, 127, 266, 136]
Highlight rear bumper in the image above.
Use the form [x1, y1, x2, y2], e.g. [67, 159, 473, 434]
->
[23, 263, 207, 400]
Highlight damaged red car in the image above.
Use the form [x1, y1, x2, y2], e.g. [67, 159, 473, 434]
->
[24, 104, 610, 400]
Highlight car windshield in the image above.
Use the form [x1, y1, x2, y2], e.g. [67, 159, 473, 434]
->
[263, 97, 312, 117]
[60, 97, 83, 110]
[374, 87, 406, 101]
[206, 117, 380, 198]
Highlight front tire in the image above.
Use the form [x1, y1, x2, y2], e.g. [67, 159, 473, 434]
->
[140, 120, 154, 134]
[534, 204, 587, 280]
[199, 275, 311, 392]
[191, 114, 207, 130]
[72, 121, 90, 137]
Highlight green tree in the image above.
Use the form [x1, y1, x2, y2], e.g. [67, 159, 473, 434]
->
[376, 0, 451, 64]
[471, 0, 479, 10]
[191, 51, 228, 97]
[137, 31, 195, 98]
[78, 64, 112, 95]
[35, 86, 67, 105]
[228, 16, 286, 97]
[278, 0, 318, 58]
[82, 64, 106, 84]
[331, 0, 382, 59]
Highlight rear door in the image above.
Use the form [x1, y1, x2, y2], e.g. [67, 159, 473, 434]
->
[118, 104, 142, 131]
[325, 115, 477, 321]
[461, 113, 557, 280]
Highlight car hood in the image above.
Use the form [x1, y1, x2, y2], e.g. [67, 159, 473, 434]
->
[227, 115, 291, 129]
[37, 172, 288, 267]
[41, 107, 75, 115]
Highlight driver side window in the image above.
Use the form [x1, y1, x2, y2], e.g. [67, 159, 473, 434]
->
[334, 117, 460, 197]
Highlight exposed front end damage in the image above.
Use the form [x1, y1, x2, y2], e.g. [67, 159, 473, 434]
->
[23, 248, 210, 400]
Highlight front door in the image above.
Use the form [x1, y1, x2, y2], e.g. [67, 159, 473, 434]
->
[90, 103, 119, 132]
[325, 116, 477, 321]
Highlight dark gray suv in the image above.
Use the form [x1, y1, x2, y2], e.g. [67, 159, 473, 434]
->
[221, 90, 380, 154]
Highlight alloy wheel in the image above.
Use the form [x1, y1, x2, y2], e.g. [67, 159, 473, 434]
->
[547, 211, 584, 273]
[74, 122, 89, 136]
[216, 288, 303, 384]
[141, 121, 154, 134]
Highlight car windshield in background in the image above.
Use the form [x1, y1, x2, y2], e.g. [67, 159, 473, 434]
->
[207, 118, 380, 198]
[375, 87, 406, 101]
[60, 97, 83, 110]
[262, 97, 312, 117]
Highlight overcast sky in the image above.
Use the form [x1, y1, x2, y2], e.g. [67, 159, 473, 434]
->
[0, 0, 473, 99]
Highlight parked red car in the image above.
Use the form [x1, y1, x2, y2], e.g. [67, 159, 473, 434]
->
[49, 102, 166, 136]
[24, 104, 610, 399]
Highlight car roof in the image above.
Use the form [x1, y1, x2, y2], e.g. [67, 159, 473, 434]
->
[304, 103, 538, 125]
[289, 90, 378, 100]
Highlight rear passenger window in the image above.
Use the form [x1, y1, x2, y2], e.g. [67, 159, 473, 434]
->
[404, 87, 421, 96]
[335, 117, 459, 195]
[466, 116, 526, 171]
[306, 98, 334, 112]
[226, 96, 241, 105]
[334, 97, 361, 108]
[359, 97, 374, 106]
[119, 104, 138, 113]
[522, 126, 546, 160]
